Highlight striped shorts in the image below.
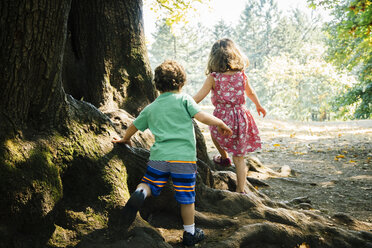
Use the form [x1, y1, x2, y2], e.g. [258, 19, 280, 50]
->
[141, 160, 197, 204]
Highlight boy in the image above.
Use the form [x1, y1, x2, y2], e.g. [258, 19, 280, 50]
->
[112, 60, 232, 246]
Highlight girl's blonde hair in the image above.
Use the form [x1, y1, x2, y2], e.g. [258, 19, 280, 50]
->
[206, 38, 249, 75]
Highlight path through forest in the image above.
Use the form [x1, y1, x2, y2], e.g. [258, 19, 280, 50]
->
[198, 110, 372, 224]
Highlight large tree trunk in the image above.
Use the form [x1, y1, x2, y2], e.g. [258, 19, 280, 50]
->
[62, 0, 156, 115]
[0, 0, 158, 247]
[0, 0, 70, 130]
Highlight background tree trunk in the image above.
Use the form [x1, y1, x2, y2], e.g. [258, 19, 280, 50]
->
[62, 0, 156, 116]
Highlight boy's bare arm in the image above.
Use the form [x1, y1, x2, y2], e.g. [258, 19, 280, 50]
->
[194, 111, 232, 136]
[112, 123, 138, 146]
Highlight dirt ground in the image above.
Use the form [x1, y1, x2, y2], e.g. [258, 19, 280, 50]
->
[197, 111, 372, 224]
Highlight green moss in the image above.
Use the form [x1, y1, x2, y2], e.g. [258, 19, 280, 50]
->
[99, 156, 130, 207]
[62, 208, 107, 237]
[47, 225, 77, 248]
[3, 139, 25, 164]
[1, 121, 130, 245]
[0, 142, 63, 203]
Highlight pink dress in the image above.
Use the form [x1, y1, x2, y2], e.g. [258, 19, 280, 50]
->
[209, 71, 261, 156]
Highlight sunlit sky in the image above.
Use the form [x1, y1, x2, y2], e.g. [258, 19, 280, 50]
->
[143, 0, 329, 43]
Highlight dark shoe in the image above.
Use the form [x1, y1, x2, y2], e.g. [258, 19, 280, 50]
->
[213, 155, 231, 167]
[182, 228, 205, 246]
[121, 190, 145, 228]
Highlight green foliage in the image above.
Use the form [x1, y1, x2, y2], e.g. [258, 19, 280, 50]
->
[234, 0, 281, 68]
[250, 46, 357, 120]
[308, 0, 372, 119]
[145, 0, 210, 27]
[148, 19, 211, 96]
[149, 20, 177, 66]
[212, 19, 234, 41]
[147, 0, 366, 120]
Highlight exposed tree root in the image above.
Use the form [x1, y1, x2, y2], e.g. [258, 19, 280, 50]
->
[1, 105, 371, 248]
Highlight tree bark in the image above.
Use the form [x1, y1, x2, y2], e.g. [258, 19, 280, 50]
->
[62, 0, 156, 116]
[0, 0, 70, 130]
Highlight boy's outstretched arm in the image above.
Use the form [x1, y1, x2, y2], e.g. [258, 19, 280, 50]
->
[193, 75, 214, 103]
[194, 111, 232, 136]
[112, 123, 138, 146]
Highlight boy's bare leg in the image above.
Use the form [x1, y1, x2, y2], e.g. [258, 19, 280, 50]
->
[180, 203, 195, 225]
[232, 156, 247, 193]
[211, 135, 228, 159]
[181, 203, 204, 245]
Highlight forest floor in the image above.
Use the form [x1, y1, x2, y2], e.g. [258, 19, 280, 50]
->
[198, 111, 372, 224]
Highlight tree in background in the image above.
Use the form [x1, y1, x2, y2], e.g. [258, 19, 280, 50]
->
[238, 3, 334, 120]
[235, 0, 281, 69]
[148, 20, 177, 66]
[179, 23, 212, 95]
[212, 19, 234, 40]
[148, 19, 211, 96]
[271, 8, 323, 58]
[250, 45, 357, 121]
[147, 0, 366, 121]
[308, 0, 372, 119]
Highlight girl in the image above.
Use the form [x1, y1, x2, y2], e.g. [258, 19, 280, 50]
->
[193, 38, 266, 193]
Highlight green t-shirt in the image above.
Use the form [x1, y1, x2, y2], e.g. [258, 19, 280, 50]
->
[133, 92, 201, 161]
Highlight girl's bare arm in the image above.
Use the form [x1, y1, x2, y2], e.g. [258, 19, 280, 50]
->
[245, 78, 267, 117]
[193, 74, 214, 103]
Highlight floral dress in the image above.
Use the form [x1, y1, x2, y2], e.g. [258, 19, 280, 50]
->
[209, 71, 261, 156]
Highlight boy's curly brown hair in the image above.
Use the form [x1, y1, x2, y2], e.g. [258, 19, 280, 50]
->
[154, 60, 186, 92]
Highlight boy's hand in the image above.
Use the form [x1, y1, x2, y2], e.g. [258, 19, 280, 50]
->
[256, 106, 266, 117]
[217, 124, 233, 136]
[112, 137, 132, 146]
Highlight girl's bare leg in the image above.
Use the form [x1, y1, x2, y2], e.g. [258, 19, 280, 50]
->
[211, 135, 229, 159]
[232, 156, 247, 193]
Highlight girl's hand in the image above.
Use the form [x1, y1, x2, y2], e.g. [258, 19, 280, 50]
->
[256, 106, 267, 118]
[217, 124, 233, 137]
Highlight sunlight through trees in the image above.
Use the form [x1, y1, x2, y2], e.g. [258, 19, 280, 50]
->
[147, 0, 369, 120]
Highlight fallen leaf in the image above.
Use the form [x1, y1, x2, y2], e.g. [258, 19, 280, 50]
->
[336, 155, 345, 159]
[298, 242, 310, 248]
[273, 144, 281, 147]
[294, 152, 305, 155]
[349, 160, 356, 163]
